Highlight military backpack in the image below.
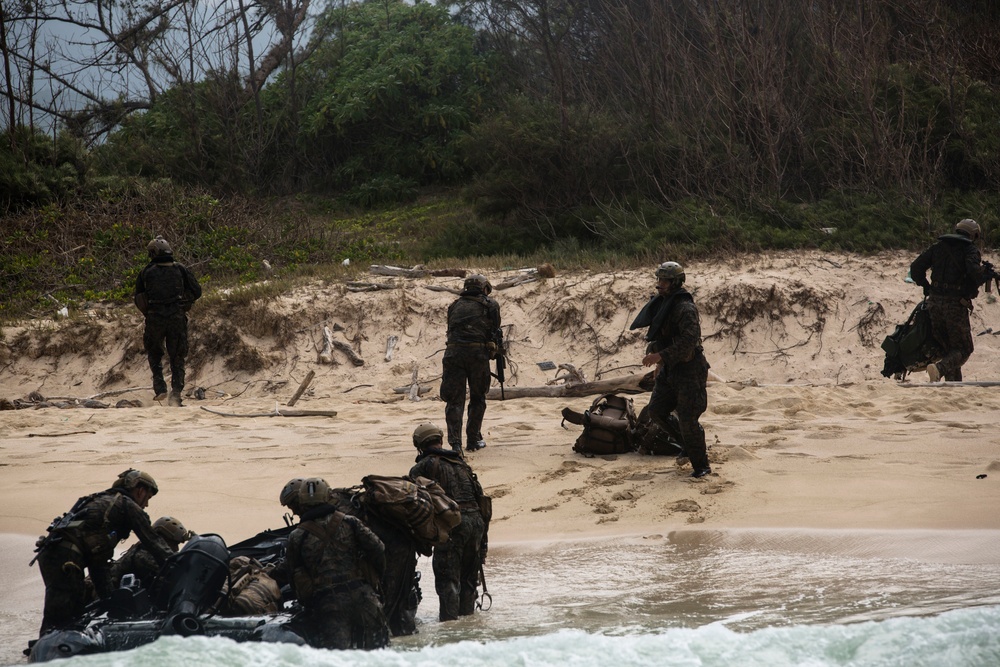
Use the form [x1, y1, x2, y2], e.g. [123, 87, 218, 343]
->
[561, 393, 638, 456]
[361, 475, 461, 549]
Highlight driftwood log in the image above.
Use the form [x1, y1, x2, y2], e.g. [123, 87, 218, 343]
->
[346, 281, 398, 292]
[486, 373, 648, 400]
[200, 406, 338, 418]
[385, 335, 399, 362]
[370, 265, 468, 278]
[319, 325, 365, 366]
[393, 385, 433, 395]
[287, 370, 315, 407]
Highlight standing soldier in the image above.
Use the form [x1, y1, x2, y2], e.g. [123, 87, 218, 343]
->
[279, 477, 389, 650]
[409, 423, 489, 622]
[134, 236, 202, 406]
[910, 218, 988, 382]
[441, 274, 501, 452]
[636, 261, 712, 478]
[32, 469, 173, 636]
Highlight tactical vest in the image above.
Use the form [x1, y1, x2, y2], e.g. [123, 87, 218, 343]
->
[447, 295, 497, 344]
[143, 262, 187, 306]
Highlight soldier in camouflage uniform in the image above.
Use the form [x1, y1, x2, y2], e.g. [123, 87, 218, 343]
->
[110, 516, 194, 589]
[280, 477, 389, 650]
[637, 262, 712, 478]
[134, 236, 202, 407]
[441, 274, 501, 452]
[32, 469, 174, 635]
[409, 423, 488, 621]
[327, 487, 423, 636]
[910, 219, 988, 382]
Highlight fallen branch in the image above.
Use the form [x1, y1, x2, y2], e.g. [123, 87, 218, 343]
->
[346, 281, 398, 292]
[370, 265, 429, 278]
[287, 370, 315, 407]
[200, 406, 338, 418]
[28, 431, 97, 438]
[486, 374, 648, 399]
[393, 385, 433, 395]
[319, 325, 365, 366]
[493, 274, 538, 291]
[407, 364, 421, 401]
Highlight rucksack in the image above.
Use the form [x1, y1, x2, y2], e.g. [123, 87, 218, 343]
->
[633, 404, 685, 456]
[361, 475, 461, 548]
[881, 300, 941, 380]
[561, 393, 637, 456]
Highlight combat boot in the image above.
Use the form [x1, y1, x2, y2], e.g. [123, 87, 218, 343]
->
[167, 391, 183, 407]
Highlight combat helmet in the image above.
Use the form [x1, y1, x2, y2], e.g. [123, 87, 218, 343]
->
[656, 261, 685, 285]
[279, 478, 307, 510]
[464, 273, 493, 295]
[147, 235, 173, 259]
[152, 516, 194, 544]
[296, 478, 332, 509]
[412, 422, 444, 449]
[112, 469, 159, 496]
[955, 218, 980, 241]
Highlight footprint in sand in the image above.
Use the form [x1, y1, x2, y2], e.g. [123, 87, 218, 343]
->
[531, 503, 560, 512]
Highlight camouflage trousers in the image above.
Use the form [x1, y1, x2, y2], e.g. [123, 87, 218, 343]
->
[646, 355, 710, 470]
[143, 312, 189, 395]
[440, 347, 492, 450]
[927, 294, 974, 381]
[303, 583, 388, 650]
[432, 511, 485, 621]
[36, 544, 89, 635]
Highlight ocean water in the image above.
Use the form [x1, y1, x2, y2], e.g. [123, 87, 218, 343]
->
[13, 530, 1000, 667]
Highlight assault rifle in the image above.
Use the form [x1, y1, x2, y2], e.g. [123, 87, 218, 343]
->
[983, 261, 1000, 294]
[491, 327, 506, 400]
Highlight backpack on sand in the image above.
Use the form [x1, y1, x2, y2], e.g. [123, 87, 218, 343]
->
[361, 475, 461, 548]
[880, 300, 941, 380]
[561, 393, 638, 456]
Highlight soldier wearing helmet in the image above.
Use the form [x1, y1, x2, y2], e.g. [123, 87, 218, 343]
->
[111, 516, 195, 589]
[32, 469, 174, 636]
[630, 261, 712, 478]
[910, 218, 991, 381]
[279, 477, 389, 649]
[133, 235, 202, 406]
[441, 273, 502, 452]
[409, 423, 489, 621]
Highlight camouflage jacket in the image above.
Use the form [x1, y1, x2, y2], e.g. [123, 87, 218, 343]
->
[910, 235, 985, 299]
[134, 260, 202, 316]
[446, 292, 501, 346]
[286, 505, 385, 606]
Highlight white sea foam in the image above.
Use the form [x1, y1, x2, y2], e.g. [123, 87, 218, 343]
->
[41, 604, 1000, 667]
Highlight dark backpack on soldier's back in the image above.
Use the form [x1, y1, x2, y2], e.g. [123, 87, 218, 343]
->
[881, 300, 940, 380]
[561, 393, 637, 456]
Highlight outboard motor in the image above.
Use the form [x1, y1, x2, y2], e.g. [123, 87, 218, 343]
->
[155, 534, 230, 636]
[28, 628, 103, 663]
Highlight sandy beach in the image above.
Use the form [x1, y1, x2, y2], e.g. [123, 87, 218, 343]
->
[3, 251, 1000, 663]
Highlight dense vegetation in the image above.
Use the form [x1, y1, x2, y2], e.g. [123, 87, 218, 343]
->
[3, 0, 1000, 319]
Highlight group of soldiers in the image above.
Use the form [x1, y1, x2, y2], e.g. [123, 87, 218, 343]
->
[31, 419, 489, 651]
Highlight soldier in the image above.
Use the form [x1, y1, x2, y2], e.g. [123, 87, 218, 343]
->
[134, 236, 202, 406]
[110, 516, 194, 589]
[32, 469, 174, 635]
[409, 423, 489, 621]
[637, 261, 712, 478]
[327, 487, 423, 636]
[441, 273, 501, 452]
[910, 218, 988, 382]
[280, 477, 389, 650]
